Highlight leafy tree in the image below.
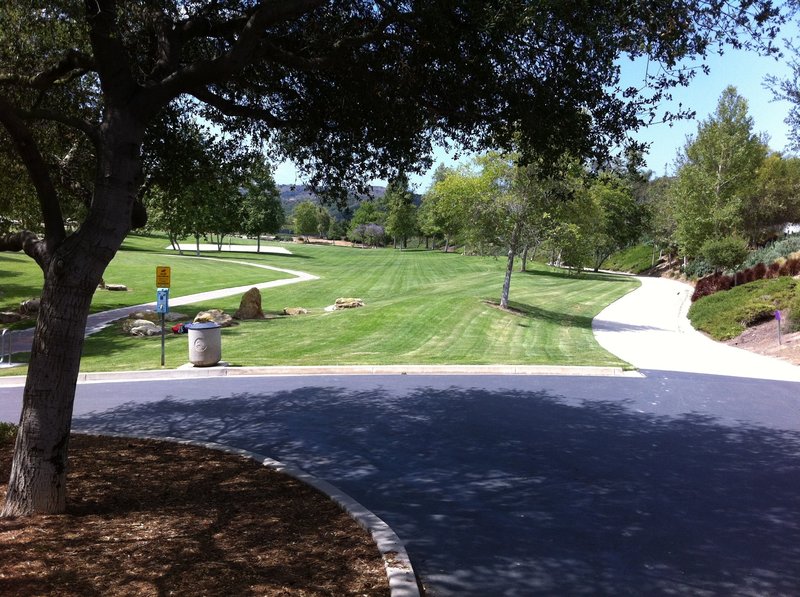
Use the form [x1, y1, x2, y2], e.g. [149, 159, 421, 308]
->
[315, 206, 332, 238]
[348, 202, 386, 243]
[745, 154, 800, 242]
[671, 86, 768, 255]
[700, 235, 749, 273]
[241, 161, 285, 252]
[293, 201, 320, 238]
[586, 174, 648, 271]
[384, 174, 418, 249]
[0, 0, 783, 516]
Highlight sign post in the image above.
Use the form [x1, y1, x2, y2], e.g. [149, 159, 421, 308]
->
[776, 310, 783, 345]
[156, 266, 172, 367]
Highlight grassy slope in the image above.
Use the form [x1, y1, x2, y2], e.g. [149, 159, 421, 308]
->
[688, 277, 798, 340]
[602, 244, 655, 274]
[3, 236, 638, 372]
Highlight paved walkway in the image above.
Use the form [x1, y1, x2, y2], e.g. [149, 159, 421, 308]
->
[593, 276, 800, 382]
[5, 257, 319, 356]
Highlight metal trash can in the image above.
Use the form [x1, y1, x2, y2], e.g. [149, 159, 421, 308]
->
[185, 322, 222, 367]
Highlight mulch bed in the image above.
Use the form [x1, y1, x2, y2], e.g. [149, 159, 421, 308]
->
[0, 434, 389, 596]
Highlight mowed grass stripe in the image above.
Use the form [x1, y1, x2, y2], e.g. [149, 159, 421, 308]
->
[5, 238, 638, 372]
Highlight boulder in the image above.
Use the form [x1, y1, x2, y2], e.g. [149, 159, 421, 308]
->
[105, 283, 128, 292]
[334, 297, 364, 310]
[0, 312, 23, 324]
[131, 324, 161, 337]
[194, 309, 235, 327]
[19, 298, 40, 315]
[123, 319, 159, 334]
[233, 287, 265, 320]
[283, 307, 308, 316]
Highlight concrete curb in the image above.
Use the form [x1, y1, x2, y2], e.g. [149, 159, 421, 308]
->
[0, 364, 642, 387]
[75, 431, 420, 597]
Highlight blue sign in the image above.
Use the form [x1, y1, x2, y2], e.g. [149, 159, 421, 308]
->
[156, 288, 170, 314]
[775, 310, 782, 322]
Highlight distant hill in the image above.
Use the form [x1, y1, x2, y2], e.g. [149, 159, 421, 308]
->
[278, 184, 387, 216]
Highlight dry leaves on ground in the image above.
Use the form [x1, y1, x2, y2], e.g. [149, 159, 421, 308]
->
[0, 435, 389, 596]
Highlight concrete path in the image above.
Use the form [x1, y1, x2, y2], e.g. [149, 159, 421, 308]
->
[593, 276, 800, 382]
[5, 256, 319, 355]
[172, 243, 293, 255]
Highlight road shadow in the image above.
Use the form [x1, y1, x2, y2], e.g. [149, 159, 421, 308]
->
[74, 383, 800, 596]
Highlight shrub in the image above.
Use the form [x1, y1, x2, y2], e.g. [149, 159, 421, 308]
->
[790, 289, 800, 332]
[684, 257, 714, 278]
[700, 236, 749, 273]
[692, 273, 732, 302]
[0, 422, 17, 445]
[751, 262, 767, 281]
[767, 262, 782, 278]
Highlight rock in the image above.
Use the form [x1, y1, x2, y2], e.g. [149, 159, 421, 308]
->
[131, 324, 161, 337]
[105, 284, 128, 292]
[334, 297, 364, 310]
[19, 298, 40, 315]
[130, 310, 187, 323]
[194, 309, 235, 327]
[283, 307, 308, 316]
[233, 288, 265, 320]
[123, 319, 159, 334]
[0, 312, 23, 324]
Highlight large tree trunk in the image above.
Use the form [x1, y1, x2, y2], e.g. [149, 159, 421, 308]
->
[1, 251, 97, 515]
[2, 110, 142, 516]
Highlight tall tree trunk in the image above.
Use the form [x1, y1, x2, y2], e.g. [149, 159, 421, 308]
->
[2, 109, 142, 516]
[500, 247, 515, 309]
[500, 221, 523, 309]
[520, 244, 529, 272]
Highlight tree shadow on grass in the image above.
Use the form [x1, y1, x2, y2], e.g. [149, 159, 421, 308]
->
[491, 299, 594, 330]
[523, 267, 632, 283]
[73, 382, 800, 596]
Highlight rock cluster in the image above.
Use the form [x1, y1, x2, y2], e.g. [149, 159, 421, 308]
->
[194, 309, 234, 327]
[334, 297, 365, 310]
[283, 307, 308, 315]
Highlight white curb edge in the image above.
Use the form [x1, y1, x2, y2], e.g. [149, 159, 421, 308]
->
[74, 431, 420, 597]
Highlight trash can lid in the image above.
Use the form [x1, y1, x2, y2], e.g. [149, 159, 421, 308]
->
[185, 322, 221, 330]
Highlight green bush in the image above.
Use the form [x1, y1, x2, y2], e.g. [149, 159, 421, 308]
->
[700, 236, 748, 273]
[689, 277, 797, 340]
[743, 235, 800, 268]
[0, 422, 18, 445]
[788, 287, 800, 332]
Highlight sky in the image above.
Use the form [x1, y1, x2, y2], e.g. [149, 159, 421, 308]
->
[272, 26, 800, 192]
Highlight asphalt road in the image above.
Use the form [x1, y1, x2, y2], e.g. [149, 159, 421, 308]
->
[3, 372, 800, 596]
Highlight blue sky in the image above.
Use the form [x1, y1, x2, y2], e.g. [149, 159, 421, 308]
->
[273, 31, 799, 192]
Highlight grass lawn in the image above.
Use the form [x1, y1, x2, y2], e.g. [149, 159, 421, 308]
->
[3, 236, 639, 372]
[688, 277, 798, 340]
[0, 235, 290, 316]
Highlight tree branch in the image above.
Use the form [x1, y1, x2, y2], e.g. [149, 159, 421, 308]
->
[19, 109, 101, 150]
[0, 231, 49, 270]
[189, 88, 290, 127]
[148, 0, 326, 104]
[0, 49, 94, 90]
[0, 95, 66, 254]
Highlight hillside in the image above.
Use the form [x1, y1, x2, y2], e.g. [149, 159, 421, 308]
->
[278, 184, 387, 215]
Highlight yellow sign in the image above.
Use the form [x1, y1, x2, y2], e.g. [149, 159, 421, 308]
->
[156, 266, 171, 288]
